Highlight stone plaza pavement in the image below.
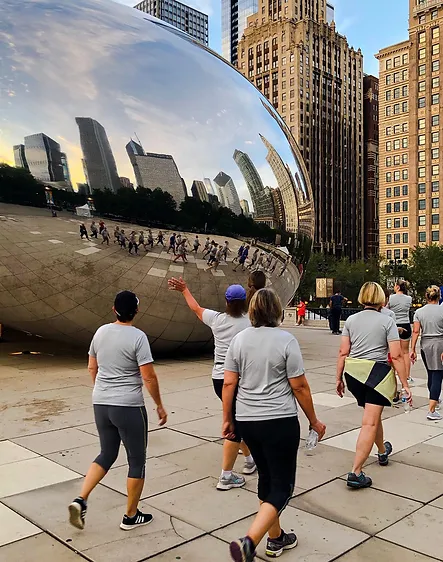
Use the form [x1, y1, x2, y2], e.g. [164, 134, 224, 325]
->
[1, 327, 443, 561]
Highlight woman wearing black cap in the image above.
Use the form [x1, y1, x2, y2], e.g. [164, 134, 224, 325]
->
[68, 291, 167, 532]
[168, 276, 256, 491]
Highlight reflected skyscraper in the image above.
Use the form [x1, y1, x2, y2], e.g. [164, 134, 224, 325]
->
[222, 0, 258, 65]
[233, 148, 274, 222]
[60, 152, 73, 190]
[271, 187, 285, 228]
[213, 171, 242, 215]
[191, 180, 209, 202]
[240, 199, 250, 216]
[134, 0, 208, 46]
[76, 118, 120, 194]
[24, 133, 64, 183]
[203, 177, 216, 197]
[13, 144, 29, 170]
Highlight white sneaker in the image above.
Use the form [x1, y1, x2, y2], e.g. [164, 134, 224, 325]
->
[427, 411, 442, 421]
[436, 400, 442, 411]
[216, 472, 246, 490]
[243, 460, 257, 475]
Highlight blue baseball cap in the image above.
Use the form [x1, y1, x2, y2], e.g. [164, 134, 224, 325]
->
[225, 284, 246, 301]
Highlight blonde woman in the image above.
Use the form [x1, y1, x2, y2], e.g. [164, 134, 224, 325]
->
[223, 288, 325, 561]
[411, 285, 443, 421]
[337, 282, 412, 489]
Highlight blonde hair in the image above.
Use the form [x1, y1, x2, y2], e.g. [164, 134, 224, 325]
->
[249, 288, 282, 327]
[426, 285, 440, 302]
[358, 282, 385, 307]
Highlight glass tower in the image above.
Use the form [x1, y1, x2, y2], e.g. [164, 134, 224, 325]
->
[222, 0, 258, 65]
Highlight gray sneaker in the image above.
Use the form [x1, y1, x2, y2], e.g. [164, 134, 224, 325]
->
[266, 531, 298, 557]
[243, 460, 257, 475]
[217, 472, 246, 491]
[427, 411, 442, 421]
[436, 400, 441, 411]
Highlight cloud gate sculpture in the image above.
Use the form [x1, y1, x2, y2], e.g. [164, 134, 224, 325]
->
[0, 0, 314, 354]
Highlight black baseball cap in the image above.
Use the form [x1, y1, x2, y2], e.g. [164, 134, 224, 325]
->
[114, 290, 139, 318]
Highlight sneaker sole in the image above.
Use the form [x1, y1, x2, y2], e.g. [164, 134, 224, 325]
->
[119, 517, 154, 531]
[68, 503, 84, 530]
[427, 416, 442, 421]
[242, 466, 257, 475]
[217, 481, 246, 491]
[229, 540, 247, 562]
[347, 480, 372, 489]
[266, 538, 298, 557]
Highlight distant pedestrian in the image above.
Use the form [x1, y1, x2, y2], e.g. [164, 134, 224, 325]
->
[128, 232, 138, 255]
[99, 221, 105, 235]
[90, 221, 98, 239]
[176, 233, 182, 247]
[248, 248, 260, 270]
[296, 300, 306, 326]
[206, 245, 223, 272]
[101, 227, 110, 245]
[207, 244, 218, 265]
[156, 231, 165, 246]
[222, 241, 231, 262]
[233, 243, 245, 263]
[204, 240, 216, 259]
[113, 226, 120, 244]
[204, 237, 211, 254]
[138, 231, 145, 250]
[119, 229, 127, 249]
[80, 223, 89, 240]
[147, 230, 154, 249]
[233, 245, 250, 272]
[193, 236, 201, 254]
[174, 241, 188, 263]
[278, 258, 290, 277]
[329, 290, 347, 335]
[167, 233, 176, 255]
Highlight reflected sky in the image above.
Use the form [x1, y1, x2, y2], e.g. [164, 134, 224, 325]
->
[0, 0, 313, 240]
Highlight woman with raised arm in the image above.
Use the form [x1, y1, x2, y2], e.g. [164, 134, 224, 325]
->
[168, 277, 256, 490]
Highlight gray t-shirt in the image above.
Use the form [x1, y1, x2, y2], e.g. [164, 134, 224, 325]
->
[202, 309, 251, 379]
[413, 304, 443, 337]
[89, 323, 153, 407]
[380, 307, 396, 320]
[388, 293, 412, 324]
[225, 327, 304, 421]
[343, 309, 399, 362]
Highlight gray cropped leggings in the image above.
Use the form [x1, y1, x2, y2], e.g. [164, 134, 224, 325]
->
[93, 405, 148, 479]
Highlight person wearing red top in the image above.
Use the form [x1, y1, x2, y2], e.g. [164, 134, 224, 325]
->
[296, 301, 306, 326]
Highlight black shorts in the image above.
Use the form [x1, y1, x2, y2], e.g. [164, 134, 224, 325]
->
[212, 378, 242, 443]
[345, 374, 391, 408]
[397, 323, 412, 340]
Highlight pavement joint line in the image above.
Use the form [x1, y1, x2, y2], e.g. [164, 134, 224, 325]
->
[365, 537, 443, 562]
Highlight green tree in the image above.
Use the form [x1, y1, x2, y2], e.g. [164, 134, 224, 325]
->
[408, 245, 443, 298]
[0, 164, 46, 207]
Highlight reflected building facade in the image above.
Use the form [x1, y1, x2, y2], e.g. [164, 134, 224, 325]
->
[13, 144, 29, 170]
[24, 133, 64, 183]
[60, 152, 73, 190]
[213, 171, 242, 215]
[76, 118, 120, 194]
[203, 177, 216, 196]
[240, 199, 250, 216]
[222, 0, 258, 65]
[191, 179, 209, 202]
[134, 0, 208, 46]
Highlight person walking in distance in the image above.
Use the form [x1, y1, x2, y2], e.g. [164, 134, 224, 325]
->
[246, 270, 266, 307]
[248, 248, 260, 270]
[99, 220, 105, 236]
[207, 243, 218, 266]
[410, 285, 443, 420]
[138, 231, 145, 251]
[388, 281, 413, 383]
[336, 282, 412, 489]
[278, 257, 290, 277]
[80, 223, 89, 240]
[206, 245, 223, 272]
[176, 233, 182, 248]
[222, 241, 231, 262]
[119, 229, 127, 249]
[233, 245, 250, 272]
[193, 235, 201, 255]
[113, 226, 120, 244]
[68, 291, 167, 531]
[167, 233, 176, 255]
[203, 239, 215, 259]
[329, 289, 347, 335]
[296, 300, 306, 326]
[90, 221, 98, 239]
[101, 226, 110, 246]
[233, 243, 245, 264]
[224, 288, 325, 561]
[203, 236, 211, 256]
[174, 240, 188, 263]
[156, 231, 165, 246]
[128, 231, 138, 255]
[147, 229, 154, 249]
[167, 277, 256, 490]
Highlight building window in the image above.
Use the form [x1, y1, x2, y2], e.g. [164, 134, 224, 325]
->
[433, 231, 440, 242]
[386, 157, 392, 167]
[433, 181, 440, 191]
[432, 131, 440, 143]
[432, 77, 440, 89]
[419, 48, 426, 59]
[433, 164, 440, 176]
[402, 185, 408, 196]
[386, 188, 392, 197]
[386, 141, 392, 151]
[419, 15, 425, 24]
[402, 201, 408, 212]
[418, 167, 426, 178]
[402, 233, 408, 243]
[432, 197, 440, 208]
[387, 250, 392, 259]
[386, 203, 392, 213]
[394, 249, 401, 259]
[386, 59, 392, 70]
[394, 139, 400, 149]
[394, 185, 400, 197]
[386, 173, 392, 182]
[419, 216, 426, 226]
[386, 219, 392, 228]
[432, 214, 440, 225]
[394, 202, 401, 212]
[418, 97, 426, 108]
[432, 114, 440, 126]
[419, 64, 426, 75]
[402, 138, 408, 148]
[402, 101, 408, 112]
[432, 9, 438, 19]
[386, 234, 392, 245]
[386, 126, 392, 136]
[432, 93, 440, 105]
[394, 233, 401, 244]
[418, 183, 426, 194]
[402, 169, 408, 180]
[418, 31, 426, 43]
[386, 74, 392, 85]
[432, 60, 440, 72]
[432, 148, 439, 159]
[403, 217, 409, 227]
[403, 53, 409, 64]
[386, 106, 392, 116]
[386, 90, 392, 101]
[418, 81, 426, 92]
[394, 218, 401, 228]
[419, 199, 426, 210]
[403, 249, 409, 259]
[403, 123, 409, 132]
[418, 134, 426, 145]
[394, 171, 401, 181]
[402, 154, 408, 164]
[418, 150, 426, 161]
[432, 44, 440, 56]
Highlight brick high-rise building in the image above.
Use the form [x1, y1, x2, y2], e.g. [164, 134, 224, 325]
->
[237, 0, 364, 259]
[377, 1, 443, 261]
[363, 75, 379, 257]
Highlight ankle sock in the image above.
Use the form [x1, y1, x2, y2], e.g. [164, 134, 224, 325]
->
[221, 470, 232, 479]
[244, 455, 254, 464]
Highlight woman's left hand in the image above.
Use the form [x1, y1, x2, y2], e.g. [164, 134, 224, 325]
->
[336, 378, 345, 398]
[222, 421, 235, 440]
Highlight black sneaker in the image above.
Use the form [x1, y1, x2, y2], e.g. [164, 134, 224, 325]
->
[378, 441, 393, 466]
[266, 531, 298, 557]
[120, 509, 154, 531]
[69, 497, 87, 530]
[229, 536, 256, 561]
[347, 472, 372, 489]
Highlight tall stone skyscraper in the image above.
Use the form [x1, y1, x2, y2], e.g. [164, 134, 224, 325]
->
[76, 118, 120, 194]
[377, 1, 443, 260]
[237, 0, 364, 259]
[213, 171, 242, 215]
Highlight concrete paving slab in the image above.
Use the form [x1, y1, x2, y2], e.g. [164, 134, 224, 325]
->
[12, 428, 99, 454]
[392, 442, 443, 473]
[313, 392, 355, 408]
[0, 440, 39, 465]
[145, 427, 206, 457]
[46, 443, 128, 474]
[335, 537, 439, 561]
[0, 504, 41, 547]
[0, 533, 85, 561]
[293, 479, 422, 535]
[147, 534, 231, 561]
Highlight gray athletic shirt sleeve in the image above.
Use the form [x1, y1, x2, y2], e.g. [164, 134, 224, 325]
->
[388, 293, 412, 324]
[89, 323, 153, 407]
[225, 327, 304, 421]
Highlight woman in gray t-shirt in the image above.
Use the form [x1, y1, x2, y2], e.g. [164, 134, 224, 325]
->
[223, 288, 325, 561]
[388, 281, 413, 382]
[411, 285, 443, 421]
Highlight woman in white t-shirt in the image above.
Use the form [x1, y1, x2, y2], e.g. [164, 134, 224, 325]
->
[167, 277, 255, 491]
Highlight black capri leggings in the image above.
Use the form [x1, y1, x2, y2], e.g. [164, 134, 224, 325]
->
[238, 416, 300, 513]
[93, 405, 148, 479]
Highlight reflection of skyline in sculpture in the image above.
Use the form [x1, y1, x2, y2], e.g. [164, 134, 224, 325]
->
[271, 187, 285, 229]
[240, 199, 250, 216]
[24, 133, 64, 184]
[13, 144, 28, 170]
[76, 117, 120, 194]
[60, 152, 73, 190]
[221, 0, 258, 65]
[191, 180, 209, 202]
[213, 171, 242, 215]
[203, 177, 216, 197]
[233, 148, 275, 225]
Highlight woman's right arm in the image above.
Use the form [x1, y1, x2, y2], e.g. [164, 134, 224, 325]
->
[336, 336, 351, 397]
[168, 277, 205, 321]
[289, 375, 326, 440]
[88, 355, 98, 383]
[139, 363, 167, 426]
[410, 321, 421, 363]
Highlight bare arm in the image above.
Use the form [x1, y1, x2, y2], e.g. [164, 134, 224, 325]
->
[410, 321, 421, 362]
[88, 356, 98, 383]
[140, 363, 167, 425]
[289, 375, 326, 440]
[222, 370, 239, 439]
[168, 277, 205, 321]
[336, 336, 351, 397]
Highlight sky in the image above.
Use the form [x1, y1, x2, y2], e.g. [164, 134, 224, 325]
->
[115, 0, 409, 76]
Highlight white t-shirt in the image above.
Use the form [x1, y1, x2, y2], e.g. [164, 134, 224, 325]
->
[225, 327, 304, 421]
[202, 309, 251, 379]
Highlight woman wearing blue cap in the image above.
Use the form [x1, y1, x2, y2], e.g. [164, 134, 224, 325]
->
[168, 276, 256, 490]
